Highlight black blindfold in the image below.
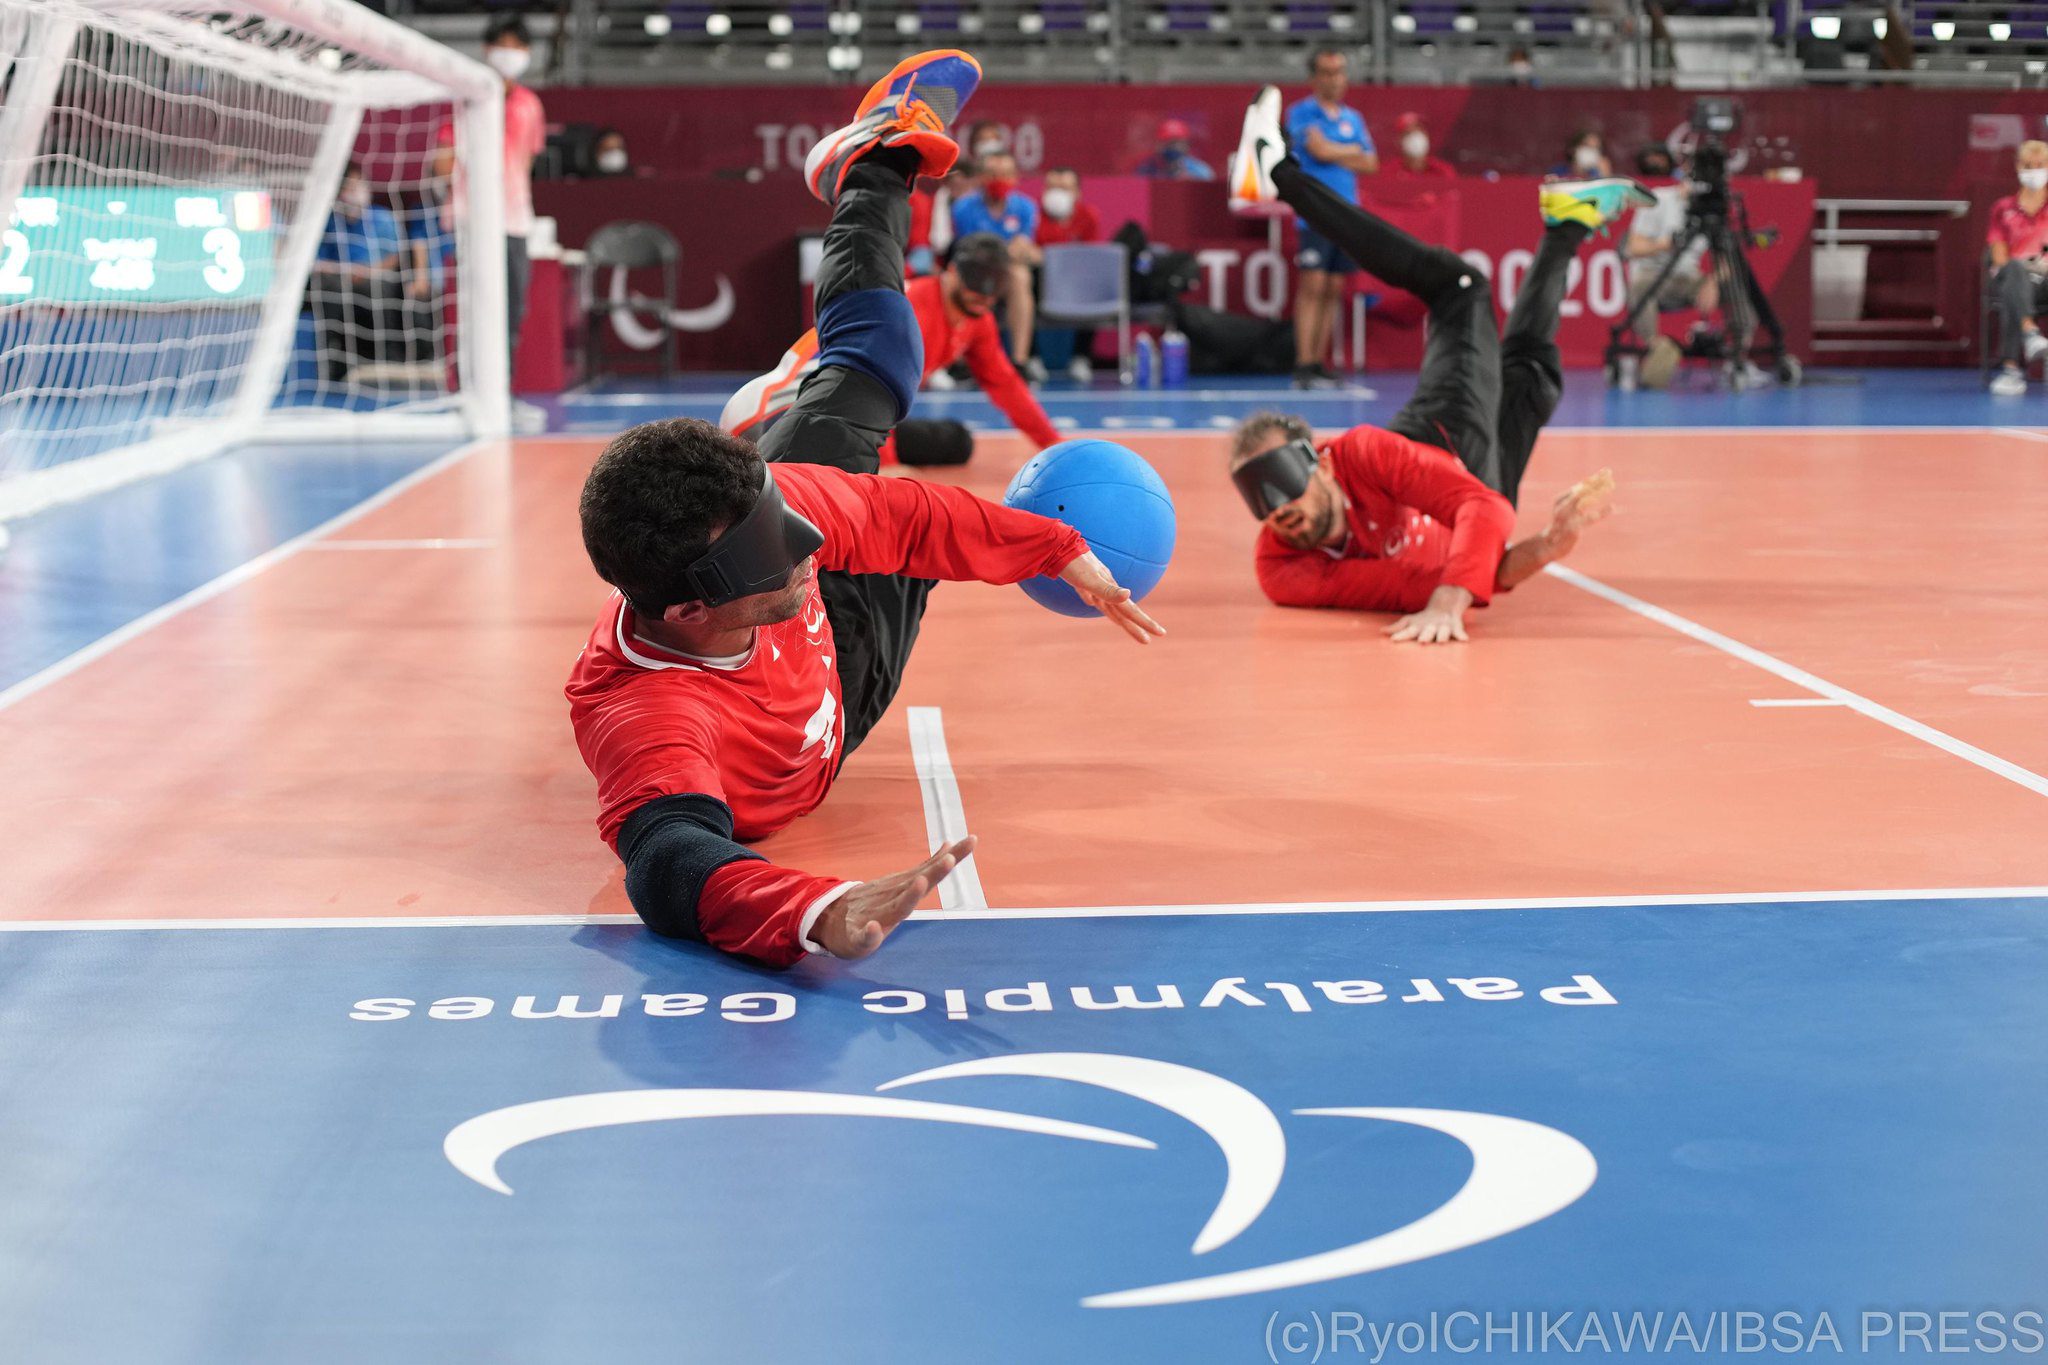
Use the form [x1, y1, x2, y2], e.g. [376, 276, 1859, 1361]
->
[681, 464, 824, 606]
[1231, 437, 1318, 520]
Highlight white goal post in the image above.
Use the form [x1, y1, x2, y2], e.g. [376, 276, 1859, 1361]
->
[0, 0, 509, 524]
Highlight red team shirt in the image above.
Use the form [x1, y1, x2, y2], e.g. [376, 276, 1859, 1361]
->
[1254, 425, 1517, 613]
[567, 461, 1085, 965]
[1035, 201, 1104, 246]
[1987, 193, 2048, 263]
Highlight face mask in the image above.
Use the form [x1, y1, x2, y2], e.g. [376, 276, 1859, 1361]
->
[1401, 132, 1429, 159]
[485, 46, 531, 80]
[1041, 187, 1075, 219]
[1574, 145, 1601, 171]
[984, 177, 1016, 201]
[973, 138, 1005, 159]
[2022, 168, 2048, 192]
[597, 149, 628, 174]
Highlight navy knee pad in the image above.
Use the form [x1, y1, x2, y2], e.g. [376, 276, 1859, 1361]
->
[815, 288, 924, 421]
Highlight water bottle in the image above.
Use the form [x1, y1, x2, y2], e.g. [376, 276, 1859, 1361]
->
[1134, 333, 1159, 389]
[1160, 327, 1190, 388]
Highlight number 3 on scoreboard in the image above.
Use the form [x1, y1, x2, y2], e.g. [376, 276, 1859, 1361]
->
[201, 227, 244, 295]
[0, 229, 31, 297]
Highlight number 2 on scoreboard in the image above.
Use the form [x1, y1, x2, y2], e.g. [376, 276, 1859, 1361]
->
[0, 229, 30, 296]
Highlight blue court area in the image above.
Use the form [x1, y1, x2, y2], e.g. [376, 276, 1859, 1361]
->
[1, 898, 2043, 1363]
[0, 439, 452, 694]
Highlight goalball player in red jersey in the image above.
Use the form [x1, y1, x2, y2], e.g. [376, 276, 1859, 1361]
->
[1225, 86, 1629, 644]
[567, 53, 1162, 968]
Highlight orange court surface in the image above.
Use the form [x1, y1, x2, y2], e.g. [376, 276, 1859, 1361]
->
[2, 424, 2045, 926]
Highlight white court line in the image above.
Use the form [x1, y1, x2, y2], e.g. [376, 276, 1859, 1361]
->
[905, 705, 987, 911]
[1549, 563, 2048, 799]
[0, 439, 489, 717]
[1995, 426, 2048, 444]
[1749, 697, 1850, 708]
[305, 538, 497, 551]
[4, 884, 2044, 931]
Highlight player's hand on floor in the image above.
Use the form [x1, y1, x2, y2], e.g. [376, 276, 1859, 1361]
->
[1386, 584, 1473, 645]
[1385, 607, 1469, 645]
[812, 837, 977, 960]
[1059, 551, 1166, 645]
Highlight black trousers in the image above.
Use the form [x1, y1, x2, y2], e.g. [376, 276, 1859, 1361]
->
[1274, 158, 1585, 507]
[752, 155, 934, 759]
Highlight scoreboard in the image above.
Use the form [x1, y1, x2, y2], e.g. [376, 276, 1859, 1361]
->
[1, 186, 279, 305]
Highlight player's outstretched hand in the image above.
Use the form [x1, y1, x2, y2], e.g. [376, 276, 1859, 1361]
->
[1059, 551, 1166, 645]
[811, 837, 978, 960]
[1385, 583, 1474, 646]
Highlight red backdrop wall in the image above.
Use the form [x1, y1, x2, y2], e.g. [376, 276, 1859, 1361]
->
[531, 84, 2045, 371]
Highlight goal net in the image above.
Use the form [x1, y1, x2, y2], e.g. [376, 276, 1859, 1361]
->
[0, 0, 509, 524]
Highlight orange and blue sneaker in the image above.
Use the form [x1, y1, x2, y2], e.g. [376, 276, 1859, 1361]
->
[855, 48, 981, 129]
[805, 50, 982, 204]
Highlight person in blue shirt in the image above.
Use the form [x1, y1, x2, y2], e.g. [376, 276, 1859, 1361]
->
[310, 165, 424, 385]
[945, 148, 1048, 380]
[1284, 47, 1378, 388]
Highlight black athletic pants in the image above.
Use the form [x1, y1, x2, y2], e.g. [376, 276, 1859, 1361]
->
[1273, 157, 1586, 507]
[751, 152, 933, 759]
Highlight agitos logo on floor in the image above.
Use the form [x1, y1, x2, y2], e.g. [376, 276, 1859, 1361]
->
[444, 1052, 1595, 1307]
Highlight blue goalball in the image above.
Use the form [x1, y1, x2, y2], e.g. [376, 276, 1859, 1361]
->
[1002, 438, 1176, 619]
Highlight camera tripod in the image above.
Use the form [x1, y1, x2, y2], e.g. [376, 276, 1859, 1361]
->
[1606, 185, 1802, 391]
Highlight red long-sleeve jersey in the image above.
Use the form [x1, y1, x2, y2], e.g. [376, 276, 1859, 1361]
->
[567, 461, 1085, 966]
[720, 275, 1063, 451]
[1254, 424, 1516, 614]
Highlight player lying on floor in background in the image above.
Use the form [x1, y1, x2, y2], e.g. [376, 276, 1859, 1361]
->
[721, 231, 1063, 468]
[1224, 85, 1624, 644]
[569, 52, 1163, 969]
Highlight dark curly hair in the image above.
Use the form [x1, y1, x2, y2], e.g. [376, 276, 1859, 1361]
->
[578, 418, 762, 615]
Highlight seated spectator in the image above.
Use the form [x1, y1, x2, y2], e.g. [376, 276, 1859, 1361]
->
[1384, 113, 1456, 182]
[1036, 167, 1101, 245]
[592, 128, 632, 177]
[1506, 46, 1538, 85]
[1036, 168, 1105, 381]
[1988, 140, 2048, 396]
[1550, 129, 1611, 180]
[308, 164, 421, 384]
[1136, 119, 1215, 181]
[949, 148, 1045, 381]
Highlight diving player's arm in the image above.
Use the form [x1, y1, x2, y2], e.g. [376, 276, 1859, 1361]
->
[962, 322, 1064, 449]
[1322, 429, 1515, 644]
[1254, 538, 1442, 613]
[1339, 429, 1516, 605]
[779, 464, 1164, 643]
[618, 793, 972, 965]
